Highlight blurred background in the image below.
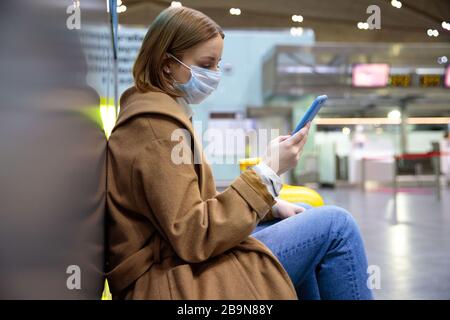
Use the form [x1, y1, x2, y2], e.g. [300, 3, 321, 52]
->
[0, 0, 449, 299]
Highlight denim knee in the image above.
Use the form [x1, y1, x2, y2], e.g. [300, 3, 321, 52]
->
[320, 205, 360, 237]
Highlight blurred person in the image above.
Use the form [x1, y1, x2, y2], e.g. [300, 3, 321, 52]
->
[0, 0, 105, 299]
[106, 6, 373, 300]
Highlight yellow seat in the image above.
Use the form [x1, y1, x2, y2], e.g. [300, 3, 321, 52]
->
[279, 184, 324, 207]
[239, 158, 324, 207]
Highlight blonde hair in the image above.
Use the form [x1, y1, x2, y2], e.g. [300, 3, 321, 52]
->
[133, 6, 225, 97]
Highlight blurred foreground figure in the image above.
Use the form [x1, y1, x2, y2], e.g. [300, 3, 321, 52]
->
[0, 0, 107, 298]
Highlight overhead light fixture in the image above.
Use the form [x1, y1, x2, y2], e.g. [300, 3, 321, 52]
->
[387, 110, 402, 121]
[107, 0, 127, 13]
[230, 8, 241, 15]
[290, 27, 304, 36]
[357, 22, 369, 30]
[437, 56, 448, 64]
[342, 127, 351, 135]
[315, 117, 450, 125]
[442, 21, 450, 30]
[117, 0, 126, 13]
[171, 1, 182, 7]
[391, 0, 402, 9]
[427, 29, 439, 37]
[292, 14, 303, 23]
[407, 117, 450, 125]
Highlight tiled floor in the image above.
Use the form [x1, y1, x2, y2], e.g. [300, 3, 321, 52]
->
[318, 187, 450, 300]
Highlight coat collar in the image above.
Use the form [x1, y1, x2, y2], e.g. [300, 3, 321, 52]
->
[113, 87, 205, 192]
[176, 96, 194, 120]
[113, 87, 192, 133]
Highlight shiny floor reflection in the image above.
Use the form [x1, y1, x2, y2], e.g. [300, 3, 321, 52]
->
[318, 187, 450, 300]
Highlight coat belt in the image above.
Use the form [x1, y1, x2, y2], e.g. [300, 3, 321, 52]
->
[107, 234, 171, 295]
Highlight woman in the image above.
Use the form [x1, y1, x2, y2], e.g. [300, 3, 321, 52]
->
[106, 6, 373, 300]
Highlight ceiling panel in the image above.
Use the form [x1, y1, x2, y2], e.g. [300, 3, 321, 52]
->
[120, 0, 450, 42]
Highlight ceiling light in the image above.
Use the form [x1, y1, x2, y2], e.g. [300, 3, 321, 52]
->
[437, 56, 448, 64]
[357, 22, 369, 30]
[427, 29, 439, 37]
[315, 117, 450, 125]
[230, 8, 241, 15]
[292, 15, 303, 23]
[342, 127, 351, 135]
[171, 1, 182, 7]
[442, 21, 450, 30]
[387, 109, 401, 121]
[391, 0, 402, 9]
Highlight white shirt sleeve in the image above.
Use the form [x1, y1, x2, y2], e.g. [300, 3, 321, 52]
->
[251, 162, 283, 198]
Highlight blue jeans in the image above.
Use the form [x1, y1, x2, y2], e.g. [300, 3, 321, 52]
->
[251, 204, 374, 300]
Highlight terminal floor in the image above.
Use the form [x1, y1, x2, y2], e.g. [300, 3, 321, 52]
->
[318, 187, 450, 299]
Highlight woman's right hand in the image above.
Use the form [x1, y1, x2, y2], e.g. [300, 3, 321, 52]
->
[262, 122, 311, 176]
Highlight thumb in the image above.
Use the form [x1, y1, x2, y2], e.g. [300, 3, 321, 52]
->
[294, 206, 306, 214]
[277, 135, 291, 142]
[274, 135, 290, 143]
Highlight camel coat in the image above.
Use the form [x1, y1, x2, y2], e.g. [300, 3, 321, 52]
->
[106, 87, 298, 300]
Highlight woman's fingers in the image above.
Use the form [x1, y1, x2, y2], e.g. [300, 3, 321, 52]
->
[277, 135, 291, 142]
[296, 130, 309, 150]
[288, 122, 311, 145]
[288, 127, 307, 144]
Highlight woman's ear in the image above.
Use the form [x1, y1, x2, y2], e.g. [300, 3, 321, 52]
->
[163, 54, 173, 74]
[162, 60, 171, 74]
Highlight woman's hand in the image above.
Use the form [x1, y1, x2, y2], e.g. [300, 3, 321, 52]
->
[272, 199, 306, 220]
[262, 123, 311, 175]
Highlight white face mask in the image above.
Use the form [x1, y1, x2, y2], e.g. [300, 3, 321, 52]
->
[168, 53, 222, 104]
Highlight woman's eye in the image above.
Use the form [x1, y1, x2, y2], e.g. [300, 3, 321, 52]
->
[200, 64, 220, 71]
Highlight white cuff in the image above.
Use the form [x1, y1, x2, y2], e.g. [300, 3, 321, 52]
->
[251, 162, 283, 198]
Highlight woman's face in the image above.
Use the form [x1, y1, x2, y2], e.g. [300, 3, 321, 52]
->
[166, 33, 223, 84]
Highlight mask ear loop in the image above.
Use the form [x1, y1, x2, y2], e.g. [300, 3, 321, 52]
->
[166, 53, 192, 102]
[167, 53, 195, 87]
[167, 53, 192, 71]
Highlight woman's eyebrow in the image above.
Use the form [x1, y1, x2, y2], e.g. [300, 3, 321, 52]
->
[200, 56, 222, 62]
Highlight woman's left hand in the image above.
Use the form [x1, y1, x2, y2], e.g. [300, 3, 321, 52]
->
[272, 199, 305, 220]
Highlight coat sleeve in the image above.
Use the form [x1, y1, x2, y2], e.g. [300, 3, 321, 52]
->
[131, 126, 276, 263]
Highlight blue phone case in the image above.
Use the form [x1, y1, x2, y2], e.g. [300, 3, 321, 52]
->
[292, 95, 328, 134]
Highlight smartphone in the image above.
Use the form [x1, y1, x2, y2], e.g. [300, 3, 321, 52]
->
[291, 95, 328, 134]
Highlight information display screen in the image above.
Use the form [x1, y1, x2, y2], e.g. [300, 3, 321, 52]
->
[352, 63, 390, 87]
